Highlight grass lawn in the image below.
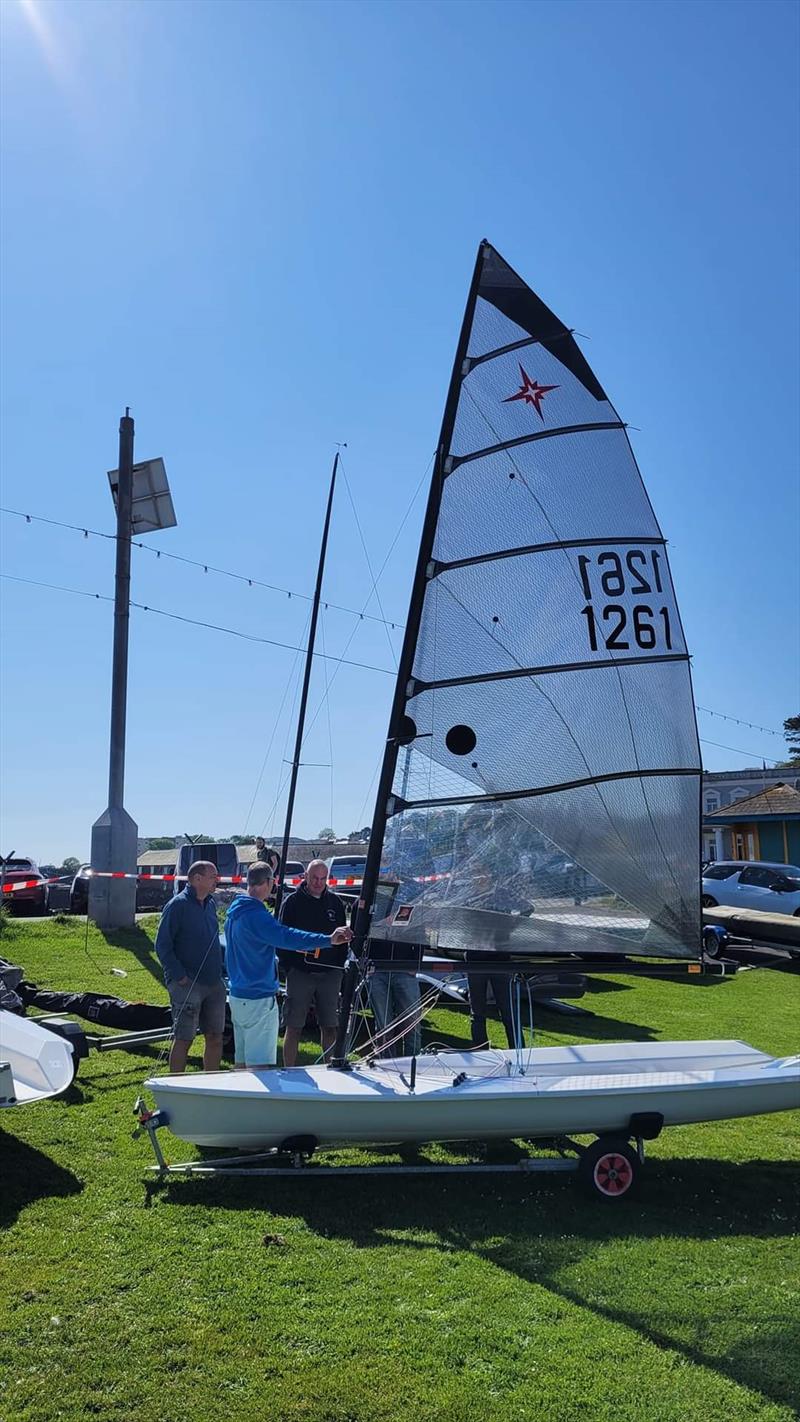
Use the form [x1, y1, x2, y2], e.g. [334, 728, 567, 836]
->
[1, 915, 798, 1422]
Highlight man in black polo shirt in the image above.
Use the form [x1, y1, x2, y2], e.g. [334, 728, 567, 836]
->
[279, 859, 346, 1064]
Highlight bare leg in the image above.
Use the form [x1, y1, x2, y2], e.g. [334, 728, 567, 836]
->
[203, 1032, 223, 1071]
[320, 1026, 337, 1060]
[282, 1025, 301, 1067]
[169, 1038, 191, 1073]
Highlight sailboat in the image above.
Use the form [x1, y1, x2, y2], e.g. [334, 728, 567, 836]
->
[143, 243, 799, 1191]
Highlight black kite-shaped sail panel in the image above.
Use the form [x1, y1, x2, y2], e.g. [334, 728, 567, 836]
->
[368, 243, 701, 960]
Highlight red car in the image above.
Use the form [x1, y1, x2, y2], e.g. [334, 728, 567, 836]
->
[2, 858, 48, 915]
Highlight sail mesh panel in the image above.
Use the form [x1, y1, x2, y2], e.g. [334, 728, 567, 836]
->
[376, 776, 698, 958]
[433, 429, 659, 565]
[413, 548, 685, 686]
[372, 244, 701, 960]
[467, 296, 535, 359]
[397, 661, 698, 801]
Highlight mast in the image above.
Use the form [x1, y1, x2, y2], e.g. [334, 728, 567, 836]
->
[328, 251, 487, 1070]
[274, 451, 339, 912]
[352, 243, 488, 948]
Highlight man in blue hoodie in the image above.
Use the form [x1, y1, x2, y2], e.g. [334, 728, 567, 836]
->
[225, 861, 352, 1068]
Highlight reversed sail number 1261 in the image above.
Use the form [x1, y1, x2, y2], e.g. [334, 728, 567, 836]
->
[578, 548, 673, 652]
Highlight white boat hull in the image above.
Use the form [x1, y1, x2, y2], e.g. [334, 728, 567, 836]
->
[146, 1040, 800, 1150]
[0, 1010, 75, 1106]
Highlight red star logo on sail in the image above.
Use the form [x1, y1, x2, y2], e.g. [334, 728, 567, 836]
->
[503, 365, 559, 421]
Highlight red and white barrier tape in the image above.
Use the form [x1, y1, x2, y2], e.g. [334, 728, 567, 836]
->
[2, 870, 318, 895]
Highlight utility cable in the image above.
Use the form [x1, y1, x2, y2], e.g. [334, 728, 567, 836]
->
[0, 574, 395, 677]
[0, 505, 405, 631]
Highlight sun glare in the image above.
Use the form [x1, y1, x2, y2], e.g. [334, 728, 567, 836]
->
[17, 0, 65, 80]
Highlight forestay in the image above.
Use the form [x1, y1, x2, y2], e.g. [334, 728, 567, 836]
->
[365, 242, 701, 960]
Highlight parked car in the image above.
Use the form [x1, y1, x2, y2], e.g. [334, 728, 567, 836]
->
[281, 860, 306, 889]
[324, 855, 367, 887]
[701, 861, 800, 917]
[1, 858, 47, 915]
[173, 842, 239, 893]
[47, 864, 172, 916]
[45, 873, 77, 913]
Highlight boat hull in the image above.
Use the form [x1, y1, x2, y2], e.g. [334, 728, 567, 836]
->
[146, 1040, 800, 1150]
[0, 1010, 75, 1106]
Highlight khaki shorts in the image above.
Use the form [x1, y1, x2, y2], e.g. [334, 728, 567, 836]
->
[283, 968, 341, 1031]
[168, 980, 226, 1042]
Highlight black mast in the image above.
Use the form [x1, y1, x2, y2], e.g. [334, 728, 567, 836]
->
[328, 243, 489, 1067]
[274, 450, 340, 913]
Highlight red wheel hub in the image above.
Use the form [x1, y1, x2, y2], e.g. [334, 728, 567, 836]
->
[593, 1151, 634, 1195]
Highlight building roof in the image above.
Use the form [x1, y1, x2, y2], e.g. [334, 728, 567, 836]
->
[705, 781, 800, 820]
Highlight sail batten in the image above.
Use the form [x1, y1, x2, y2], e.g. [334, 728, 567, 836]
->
[449, 421, 625, 470]
[359, 242, 701, 963]
[412, 651, 690, 694]
[435, 535, 667, 575]
[393, 766, 700, 814]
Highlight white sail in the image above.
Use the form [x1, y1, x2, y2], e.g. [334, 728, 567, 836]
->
[366, 243, 700, 959]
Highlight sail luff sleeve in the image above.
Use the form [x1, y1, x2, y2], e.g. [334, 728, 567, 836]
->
[368, 244, 701, 961]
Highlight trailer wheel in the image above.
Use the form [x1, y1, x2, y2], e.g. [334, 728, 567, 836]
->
[580, 1137, 638, 1199]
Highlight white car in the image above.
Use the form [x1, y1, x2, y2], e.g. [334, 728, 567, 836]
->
[702, 861, 800, 917]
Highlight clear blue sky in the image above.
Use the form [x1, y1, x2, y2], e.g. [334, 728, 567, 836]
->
[1, 0, 798, 865]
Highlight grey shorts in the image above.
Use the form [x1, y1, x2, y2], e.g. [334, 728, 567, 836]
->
[283, 968, 341, 1031]
[168, 980, 226, 1042]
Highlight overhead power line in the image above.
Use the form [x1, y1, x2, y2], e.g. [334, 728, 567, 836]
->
[4, 507, 788, 746]
[0, 505, 406, 631]
[699, 738, 782, 766]
[0, 573, 395, 676]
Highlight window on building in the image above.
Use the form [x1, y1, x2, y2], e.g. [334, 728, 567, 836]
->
[704, 793, 720, 814]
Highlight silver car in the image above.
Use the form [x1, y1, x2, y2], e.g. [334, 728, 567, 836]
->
[702, 861, 800, 917]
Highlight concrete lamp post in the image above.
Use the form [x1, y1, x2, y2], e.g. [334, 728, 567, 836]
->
[89, 410, 176, 931]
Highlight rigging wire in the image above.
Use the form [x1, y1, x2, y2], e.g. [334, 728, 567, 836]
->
[338, 457, 400, 671]
[0, 505, 404, 631]
[249, 452, 433, 833]
[320, 611, 336, 834]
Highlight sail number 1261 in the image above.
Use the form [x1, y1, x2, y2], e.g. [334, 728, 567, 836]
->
[578, 549, 673, 653]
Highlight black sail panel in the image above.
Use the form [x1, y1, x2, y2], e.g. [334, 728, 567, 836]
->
[363, 243, 701, 961]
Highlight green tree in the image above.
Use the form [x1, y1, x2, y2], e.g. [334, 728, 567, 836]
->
[146, 837, 175, 851]
[782, 714, 800, 766]
[60, 856, 81, 874]
[317, 827, 336, 841]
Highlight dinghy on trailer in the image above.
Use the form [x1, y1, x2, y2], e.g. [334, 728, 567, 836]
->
[142, 243, 800, 1191]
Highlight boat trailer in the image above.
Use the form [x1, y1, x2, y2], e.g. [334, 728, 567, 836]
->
[133, 1097, 665, 1202]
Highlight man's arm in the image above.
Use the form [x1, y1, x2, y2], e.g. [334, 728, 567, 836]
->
[154, 900, 186, 983]
[255, 913, 348, 956]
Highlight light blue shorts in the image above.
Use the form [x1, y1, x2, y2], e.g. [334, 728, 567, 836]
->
[229, 994, 279, 1066]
